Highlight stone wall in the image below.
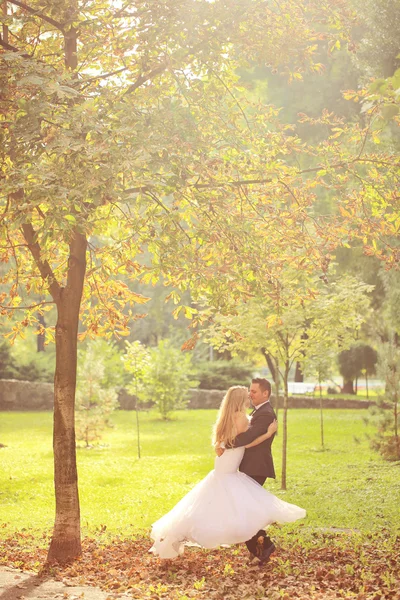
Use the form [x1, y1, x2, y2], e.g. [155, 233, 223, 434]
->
[0, 379, 54, 411]
[187, 389, 376, 410]
[0, 379, 377, 411]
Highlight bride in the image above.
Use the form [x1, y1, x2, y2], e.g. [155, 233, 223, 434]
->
[150, 386, 306, 559]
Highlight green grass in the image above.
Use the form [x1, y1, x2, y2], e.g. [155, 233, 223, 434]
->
[0, 409, 399, 538]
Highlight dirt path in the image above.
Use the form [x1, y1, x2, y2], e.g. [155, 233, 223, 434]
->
[0, 567, 113, 600]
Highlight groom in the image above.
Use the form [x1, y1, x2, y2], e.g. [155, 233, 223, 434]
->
[232, 377, 277, 565]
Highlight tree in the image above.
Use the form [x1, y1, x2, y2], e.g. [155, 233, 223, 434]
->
[338, 346, 363, 394]
[371, 335, 400, 461]
[302, 346, 336, 449]
[0, 338, 13, 379]
[205, 274, 372, 488]
[123, 340, 152, 459]
[195, 360, 254, 391]
[1, 0, 355, 563]
[141, 339, 198, 420]
[359, 344, 378, 398]
[75, 342, 118, 448]
[338, 343, 377, 395]
[3, 0, 400, 563]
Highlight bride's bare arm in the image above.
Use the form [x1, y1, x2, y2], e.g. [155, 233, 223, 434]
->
[244, 420, 277, 448]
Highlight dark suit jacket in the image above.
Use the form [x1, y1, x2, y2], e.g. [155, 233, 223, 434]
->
[233, 402, 276, 479]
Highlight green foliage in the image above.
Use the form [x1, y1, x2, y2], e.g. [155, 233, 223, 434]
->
[75, 342, 119, 447]
[370, 336, 400, 461]
[206, 274, 372, 386]
[5, 334, 55, 383]
[0, 340, 14, 379]
[353, 0, 400, 78]
[82, 338, 127, 389]
[194, 360, 254, 390]
[123, 340, 152, 403]
[338, 344, 378, 387]
[141, 340, 198, 420]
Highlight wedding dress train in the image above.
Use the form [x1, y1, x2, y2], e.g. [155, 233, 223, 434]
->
[150, 447, 306, 558]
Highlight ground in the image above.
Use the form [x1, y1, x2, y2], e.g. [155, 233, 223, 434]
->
[0, 566, 110, 600]
[0, 531, 399, 600]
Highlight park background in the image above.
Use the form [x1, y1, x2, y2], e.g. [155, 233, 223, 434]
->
[1, 0, 400, 598]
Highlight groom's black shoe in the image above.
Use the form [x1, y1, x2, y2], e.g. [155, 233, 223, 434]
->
[258, 541, 276, 566]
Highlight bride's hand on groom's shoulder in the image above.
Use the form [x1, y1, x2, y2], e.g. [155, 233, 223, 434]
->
[214, 443, 225, 457]
[268, 420, 278, 435]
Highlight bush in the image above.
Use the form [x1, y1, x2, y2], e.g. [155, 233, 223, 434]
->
[142, 340, 198, 419]
[0, 336, 55, 382]
[370, 337, 400, 461]
[371, 434, 400, 462]
[75, 341, 119, 447]
[0, 340, 14, 379]
[195, 360, 254, 390]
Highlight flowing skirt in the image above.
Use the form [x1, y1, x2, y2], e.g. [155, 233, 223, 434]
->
[150, 470, 306, 558]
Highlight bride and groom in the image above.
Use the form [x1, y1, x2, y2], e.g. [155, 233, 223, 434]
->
[150, 378, 306, 564]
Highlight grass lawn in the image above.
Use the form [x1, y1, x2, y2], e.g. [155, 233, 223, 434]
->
[1, 408, 399, 539]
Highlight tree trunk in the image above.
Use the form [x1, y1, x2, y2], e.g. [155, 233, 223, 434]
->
[342, 379, 355, 394]
[281, 361, 289, 491]
[365, 371, 369, 399]
[47, 232, 87, 563]
[134, 358, 141, 459]
[37, 313, 46, 352]
[319, 375, 324, 449]
[294, 361, 304, 383]
[272, 356, 280, 423]
[294, 330, 308, 382]
[2, 1, 8, 44]
[261, 348, 280, 420]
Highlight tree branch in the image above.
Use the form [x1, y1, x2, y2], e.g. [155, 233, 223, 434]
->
[77, 66, 129, 88]
[124, 59, 169, 95]
[209, 67, 251, 131]
[123, 178, 274, 195]
[123, 154, 400, 197]
[21, 222, 62, 303]
[145, 190, 191, 241]
[0, 300, 55, 310]
[7, 0, 65, 32]
[0, 36, 30, 56]
[124, 32, 220, 96]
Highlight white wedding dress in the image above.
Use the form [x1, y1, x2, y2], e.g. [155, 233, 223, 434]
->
[150, 447, 306, 558]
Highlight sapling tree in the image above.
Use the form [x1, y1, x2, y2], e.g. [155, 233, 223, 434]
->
[123, 340, 152, 458]
[205, 275, 372, 488]
[75, 342, 118, 448]
[142, 340, 198, 420]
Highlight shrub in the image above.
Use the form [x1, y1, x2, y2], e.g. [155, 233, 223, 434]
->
[0, 335, 55, 382]
[75, 341, 119, 446]
[195, 360, 254, 390]
[143, 340, 198, 419]
[370, 337, 400, 461]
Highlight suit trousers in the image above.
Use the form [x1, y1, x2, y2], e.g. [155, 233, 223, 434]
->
[245, 474, 272, 555]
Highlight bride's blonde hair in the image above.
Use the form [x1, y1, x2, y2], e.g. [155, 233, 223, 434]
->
[212, 386, 249, 447]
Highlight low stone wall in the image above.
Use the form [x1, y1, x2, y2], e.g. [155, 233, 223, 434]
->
[0, 379, 377, 411]
[187, 389, 376, 410]
[0, 379, 54, 411]
[187, 388, 226, 409]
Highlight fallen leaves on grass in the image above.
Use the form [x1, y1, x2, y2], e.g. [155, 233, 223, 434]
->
[0, 529, 399, 599]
